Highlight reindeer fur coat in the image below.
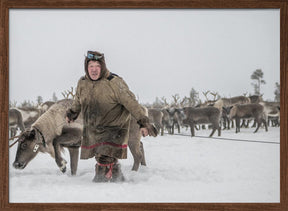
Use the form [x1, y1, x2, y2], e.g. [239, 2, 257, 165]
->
[67, 54, 147, 160]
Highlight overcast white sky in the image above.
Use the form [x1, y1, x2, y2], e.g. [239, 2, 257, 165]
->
[9, 9, 280, 105]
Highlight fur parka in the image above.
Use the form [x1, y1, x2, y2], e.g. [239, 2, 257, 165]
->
[67, 53, 148, 159]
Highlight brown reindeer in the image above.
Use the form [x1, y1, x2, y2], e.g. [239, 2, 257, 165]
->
[213, 96, 251, 111]
[259, 101, 280, 127]
[9, 108, 25, 138]
[221, 106, 232, 130]
[148, 108, 170, 136]
[38, 101, 55, 115]
[161, 109, 174, 135]
[228, 104, 268, 133]
[249, 95, 263, 103]
[182, 106, 221, 137]
[13, 99, 148, 175]
[166, 107, 186, 134]
[17, 107, 41, 129]
[212, 96, 251, 129]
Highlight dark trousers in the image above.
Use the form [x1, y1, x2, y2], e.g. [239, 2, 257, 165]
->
[95, 153, 117, 164]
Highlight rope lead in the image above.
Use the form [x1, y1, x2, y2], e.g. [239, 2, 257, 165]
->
[168, 133, 280, 145]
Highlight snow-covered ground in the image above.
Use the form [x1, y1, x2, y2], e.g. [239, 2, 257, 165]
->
[9, 126, 280, 203]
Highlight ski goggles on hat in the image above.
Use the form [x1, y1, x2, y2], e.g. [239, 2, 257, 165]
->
[87, 53, 103, 60]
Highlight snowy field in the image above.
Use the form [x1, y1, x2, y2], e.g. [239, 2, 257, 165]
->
[9, 126, 280, 203]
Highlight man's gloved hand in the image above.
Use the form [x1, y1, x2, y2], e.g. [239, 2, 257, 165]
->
[137, 117, 158, 137]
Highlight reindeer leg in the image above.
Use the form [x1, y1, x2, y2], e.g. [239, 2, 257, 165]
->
[190, 123, 195, 137]
[240, 119, 246, 128]
[128, 133, 144, 171]
[209, 128, 216, 137]
[251, 119, 257, 128]
[140, 141, 146, 166]
[129, 143, 141, 171]
[264, 120, 268, 131]
[235, 118, 240, 133]
[231, 119, 234, 128]
[245, 120, 250, 128]
[223, 117, 230, 130]
[171, 123, 175, 134]
[67, 147, 79, 175]
[53, 128, 81, 174]
[10, 128, 16, 138]
[222, 118, 227, 130]
[262, 118, 268, 132]
[53, 138, 67, 173]
[209, 123, 219, 137]
[253, 119, 261, 133]
[218, 124, 221, 136]
[227, 118, 230, 130]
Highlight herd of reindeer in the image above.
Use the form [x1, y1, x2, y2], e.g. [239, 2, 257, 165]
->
[8, 92, 280, 175]
[146, 93, 280, 138]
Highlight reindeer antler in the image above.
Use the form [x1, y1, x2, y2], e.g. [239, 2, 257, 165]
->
[180, 97, 188, 107]
[210, 91, 219, 101]
[62, 87, 76, 99]
[171, 94, 180, 107]
[243, 92, 248, 97]
[9, 132, 24, 148]
[202, 91, 210, 102]
[160, 97, 169, 107]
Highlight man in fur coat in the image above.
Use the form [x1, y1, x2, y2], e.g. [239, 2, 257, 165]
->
[66, 50, 157, 182]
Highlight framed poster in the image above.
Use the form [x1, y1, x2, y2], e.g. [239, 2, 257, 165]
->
[1, 0, 287, 210]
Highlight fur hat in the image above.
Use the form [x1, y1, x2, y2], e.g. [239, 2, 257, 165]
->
[84, 50, 110, 80]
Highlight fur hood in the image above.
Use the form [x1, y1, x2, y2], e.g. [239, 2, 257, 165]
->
[84, 50, 110, 81]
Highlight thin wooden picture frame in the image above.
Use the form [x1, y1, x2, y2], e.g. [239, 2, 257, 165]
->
[1, 0, 287, 210]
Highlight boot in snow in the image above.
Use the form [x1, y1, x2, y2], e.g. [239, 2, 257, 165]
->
[92, 163, 109, 183]
[111, 162, 125, 182]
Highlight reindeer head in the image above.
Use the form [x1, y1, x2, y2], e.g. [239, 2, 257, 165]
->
[12, 129, 43, 170]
